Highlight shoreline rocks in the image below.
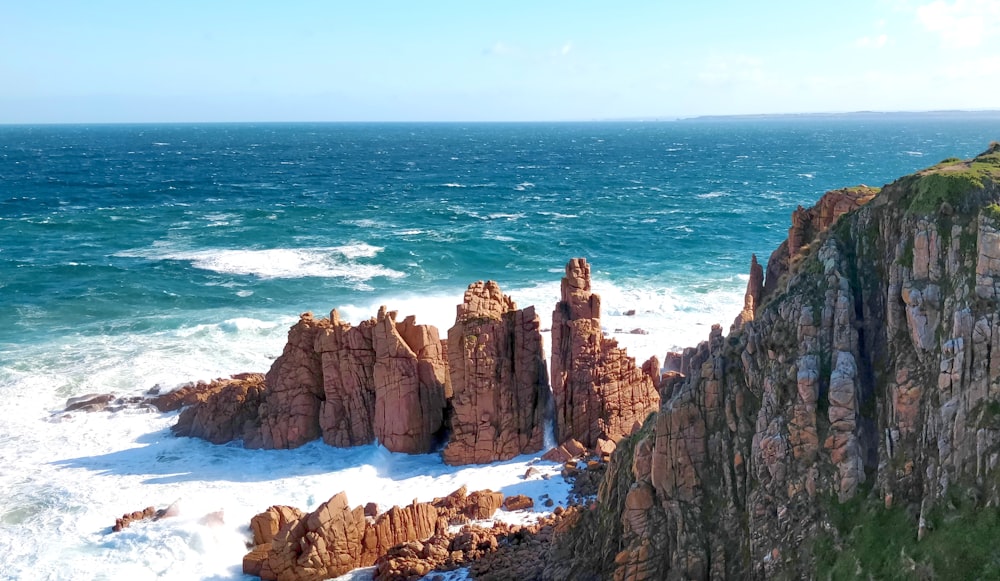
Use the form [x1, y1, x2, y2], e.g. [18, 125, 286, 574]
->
[550, 258, 660, 448]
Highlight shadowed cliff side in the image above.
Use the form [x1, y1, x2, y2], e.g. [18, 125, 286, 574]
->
[540, 143, 1000, 580]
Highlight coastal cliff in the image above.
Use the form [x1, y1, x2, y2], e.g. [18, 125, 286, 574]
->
[545, 143, 1000, 579]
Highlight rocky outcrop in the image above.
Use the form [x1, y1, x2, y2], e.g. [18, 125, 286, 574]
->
[242, 487, 505, 581]
[443, 281, 549, 465]
[173, 309, 449, 454]
[370, 308, 451, 453]
[374, 509, 575, 581]
[732, 254, 764, 332]
[534, 146, 1000, 579]
[551, 258, 660, 448]
[172, 374, 267, 445]
[762, 185, 879, 299]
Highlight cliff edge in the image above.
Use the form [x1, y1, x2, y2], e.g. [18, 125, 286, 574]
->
[545, 143, 1000, 580]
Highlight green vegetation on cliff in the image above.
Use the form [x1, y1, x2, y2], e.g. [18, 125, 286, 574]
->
[814, 487, 1000, 580]
[906, 142, 1000, 214]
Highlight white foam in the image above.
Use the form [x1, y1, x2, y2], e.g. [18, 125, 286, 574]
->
[0, 312, 572, 580]
[117, 244, 402, 282]
[0, 269, 746, 580]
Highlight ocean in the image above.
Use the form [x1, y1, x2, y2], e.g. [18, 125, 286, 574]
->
[1, 118, 999, 580]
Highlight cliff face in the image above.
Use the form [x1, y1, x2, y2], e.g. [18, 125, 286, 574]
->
[557, 144, 1000, 579]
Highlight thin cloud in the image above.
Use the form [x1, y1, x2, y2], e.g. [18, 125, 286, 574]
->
[916, 0, 1000, 47]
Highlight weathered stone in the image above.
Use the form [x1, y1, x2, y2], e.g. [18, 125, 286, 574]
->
[551, 258, 660, 448]
[443, 281, 549, 465]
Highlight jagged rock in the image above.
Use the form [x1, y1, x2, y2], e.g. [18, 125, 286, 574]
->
[111, 501, 180, 532]
[732, 254, 764, 332]
[315, 310, 378, 447]
[250, 506, 305, 545]
[244, 487, 505, 580]
[371, 307, 450, 454]
[111, 506, 155, 532]
[173, 309, 449, 454]
[529, 149, 1000, 580]
[255, 313, 327, 449]
[65, 393, 116, 413]
[551, 258, 660, 448]
[443, 281, 549, 465]
[172, 374, 266, 444]
[541, 438, 587, 463]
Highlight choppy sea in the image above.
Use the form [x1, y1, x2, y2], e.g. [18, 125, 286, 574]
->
[2, 118, 999, 580]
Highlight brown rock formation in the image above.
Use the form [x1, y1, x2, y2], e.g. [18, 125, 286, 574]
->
[732, 254, 764, 332]
[371, 307, 451, 453]
[110, 501, 181, 532]
[314, 311, 378, 447]
[530, 149, 1000, 579]
[551, 258, 660, 448]
[172, 374, 266, 445]
[374, 510, 574, 581]
[256, 313, 327, 449]
[762, 185, 879, 299]
[174, 309, 449, 454]
[443, 281, 550, 465]
[243, 487, 505, 580]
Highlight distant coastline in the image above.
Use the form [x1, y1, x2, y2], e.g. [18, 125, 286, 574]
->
[673, 109, 1000, 122]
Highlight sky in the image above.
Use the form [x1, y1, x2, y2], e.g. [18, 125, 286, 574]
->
[2, 0, 999, 123]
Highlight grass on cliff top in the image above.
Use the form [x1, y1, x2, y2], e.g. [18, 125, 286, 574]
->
[907, 142, 1000, 214]
[815, 489, 1000, 580]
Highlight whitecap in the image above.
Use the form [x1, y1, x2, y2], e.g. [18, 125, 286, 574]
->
[486, 212, 524, 221]
[116, 244, 402, 281]
[696, 191, 727, 199]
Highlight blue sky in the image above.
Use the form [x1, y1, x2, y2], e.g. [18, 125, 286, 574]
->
[2, 0, 999, 122]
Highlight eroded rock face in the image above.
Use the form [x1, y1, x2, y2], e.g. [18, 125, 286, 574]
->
[443, 281, 549, 465]
[372, 307, 450, 454]
[243, 487, 505, 581]
[172, 374, 267, 445]
[543, 152, 1000, 580]
[551, 258, 660, 448]
[174, 309, 449, 455]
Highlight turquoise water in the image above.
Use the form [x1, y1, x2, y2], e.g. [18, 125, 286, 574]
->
[4, 120, 998, 351]
[0, 119, 999, 579]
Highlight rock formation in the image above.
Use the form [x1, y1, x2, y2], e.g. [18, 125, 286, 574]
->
[173, 309, 449, 454]
[530, 145, 1000, 579]
[242, 487, 505, 581]
[550, 258, 660, 448]
[443, 281, 549, 465]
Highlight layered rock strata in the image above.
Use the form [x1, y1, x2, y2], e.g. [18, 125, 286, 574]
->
[540, 146, 1000, 579]
[443, 281, 550, 465]
[551, 258, 660, 448]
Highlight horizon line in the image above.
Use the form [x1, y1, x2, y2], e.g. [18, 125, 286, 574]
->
[3, 109, 1000, 127]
